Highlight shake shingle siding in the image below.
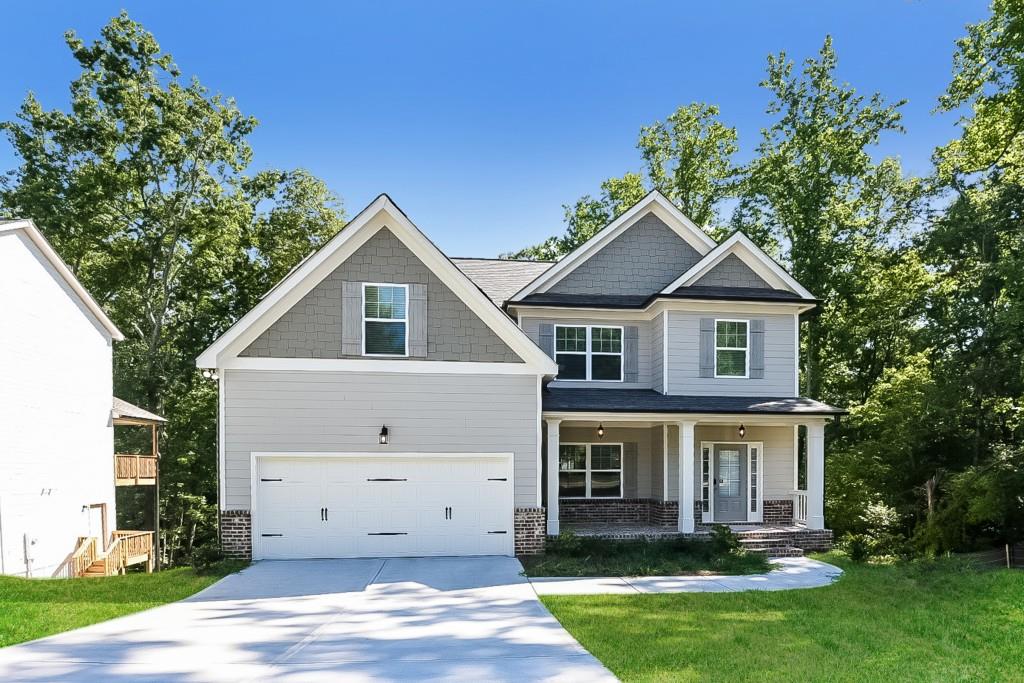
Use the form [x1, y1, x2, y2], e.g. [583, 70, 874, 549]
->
[689, 253, 772, 289]
[223, 370, 539, 508]
[546, 213, 704, 296]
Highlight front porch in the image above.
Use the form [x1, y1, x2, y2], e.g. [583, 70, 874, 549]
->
[542, 407, 833, 551]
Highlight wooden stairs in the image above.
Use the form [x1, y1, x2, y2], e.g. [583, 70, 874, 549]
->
[57, 531, 155, 578]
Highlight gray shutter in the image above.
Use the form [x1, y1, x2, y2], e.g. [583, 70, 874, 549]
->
[699, 318, 715, 378]
[623, 326, 639, 383]
[538, 323, 554, 358]
[408, 283, 427, 357]
[623, 442, 638, 498]
[341, 281, 363, 356]
[749, 319, 765, 379]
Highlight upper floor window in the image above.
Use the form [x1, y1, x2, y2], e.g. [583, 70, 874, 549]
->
[363, 284, 408, 356]
[715, 319, 748, 377]
[555, 325, 623, 381]
[558, 443, 622, 498]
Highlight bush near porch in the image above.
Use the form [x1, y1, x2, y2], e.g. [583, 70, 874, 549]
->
[519, 529, 771, 577]
[541, 553, 1024, 682]
[0, 562, 245, 648]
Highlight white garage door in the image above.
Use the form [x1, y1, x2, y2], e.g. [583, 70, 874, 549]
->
[254, 455, 514, 559]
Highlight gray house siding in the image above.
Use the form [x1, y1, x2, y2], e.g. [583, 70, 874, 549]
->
[651, 311, 665, 393]
[689, 253, 771, 289]
[650, 424, 665, 501]
[667, 311, 796, 396]
[223, 370, 539, 508]
[521, 316, 652, 389]
[242, 228, 521, 363]
[546, 213, 704, 296]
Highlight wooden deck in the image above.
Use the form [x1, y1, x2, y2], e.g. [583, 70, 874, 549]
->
[114, 454, 158, 485]
[57, 531, 155, 578]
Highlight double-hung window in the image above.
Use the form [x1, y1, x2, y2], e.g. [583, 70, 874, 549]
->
[363, 284, 408, 356]
[554, 325, 623, 381]
[558, 443, 622, 498]
[715, 319, 748, 377]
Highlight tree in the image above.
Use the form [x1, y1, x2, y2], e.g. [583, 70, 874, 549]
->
[741, 36, 922, 401]
[0, 13, 346, 563]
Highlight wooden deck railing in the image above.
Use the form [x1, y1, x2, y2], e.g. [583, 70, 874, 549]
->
[54, 536, 99, 579]
[115, 454, 158, 484]
[104, 531, 155, 575]
[792, 490, 809, 524]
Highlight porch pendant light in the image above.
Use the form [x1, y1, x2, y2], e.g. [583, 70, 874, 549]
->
[597, 423, 605, 439]
[379, 425, 389, 445]
[738, 424, 746, 439]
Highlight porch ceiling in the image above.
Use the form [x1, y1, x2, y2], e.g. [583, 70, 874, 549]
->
[542, 388, 845, 418]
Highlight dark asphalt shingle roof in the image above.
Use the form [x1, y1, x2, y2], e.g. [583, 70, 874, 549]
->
[542, 388, 845, 415]
[452, 258, 554, 305]
[510, 286, 812, 309]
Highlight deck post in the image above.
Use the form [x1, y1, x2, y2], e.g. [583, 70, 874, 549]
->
[545, 418, 562, 536]
[678, 421, 696, 533]
[806, 421, 826, 530]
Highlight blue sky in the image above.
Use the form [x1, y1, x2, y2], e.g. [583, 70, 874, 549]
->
[1, 1, 987, 256]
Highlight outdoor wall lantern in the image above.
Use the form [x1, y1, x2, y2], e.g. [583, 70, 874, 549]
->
[597, 423, 605, 439]
[738, 424, 746, 439]
[379, 425, 389, 445]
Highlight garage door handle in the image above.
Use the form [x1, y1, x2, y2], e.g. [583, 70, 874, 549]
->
[367, 478, 407, 482]
[261, 533, 283, 537]
[368, 532, 408, 536]
[487, 531, 507, 535]
[260, 478, 282, 482]
[325, 507, 328, 521]
[487, 477, 507, 481]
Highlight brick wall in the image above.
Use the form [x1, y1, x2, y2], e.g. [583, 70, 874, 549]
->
[763, 498, 794, 525]
[795, 529, 834, 551]
[651, 500, 679, 527]
[220, 510, 252, 560]
[560, 498, 654, 524]
[515, 507, 546, 555]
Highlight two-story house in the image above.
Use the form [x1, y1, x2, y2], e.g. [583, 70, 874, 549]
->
[198, 191, 842, 560]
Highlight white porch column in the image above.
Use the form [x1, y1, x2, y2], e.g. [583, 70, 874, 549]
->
[678, 421, 697, 533]
[806, 421, 826, 530]
[546, 418, 562, 536]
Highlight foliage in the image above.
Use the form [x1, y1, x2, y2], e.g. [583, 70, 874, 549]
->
[708, 524, 741, 554]
[0, 564, 243, 647]
[0, 13, 345, 565]
[543, 553, 1024, 682]
[519, 536, 768, 577]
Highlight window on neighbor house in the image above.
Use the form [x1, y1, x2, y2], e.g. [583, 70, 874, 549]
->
[363, 284, 408, 356]
[558, 443, 623, 498]
[715, 319, 748, 377]
[554, 325, 623, 381]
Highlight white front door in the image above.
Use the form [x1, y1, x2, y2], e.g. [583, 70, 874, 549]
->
[254, 455, 514, 559]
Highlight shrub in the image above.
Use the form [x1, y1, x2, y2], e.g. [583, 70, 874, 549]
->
[190, 542, 225, 572]
[842, 532, 872, 562]
[547, 529, 584, 555]
[709, 524, 742, 554]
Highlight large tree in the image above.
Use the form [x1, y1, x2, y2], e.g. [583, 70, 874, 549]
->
[741, 36, 922, 402]
[0, 13, 346, 563]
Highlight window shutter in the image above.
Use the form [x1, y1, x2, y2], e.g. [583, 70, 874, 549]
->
[624, 326, 639, 383]
[408, 283, 427, 357]
[749, 319, 765, 379]
[538, 323, 554, 358]
[699, 318, 715, 378]
[341, 281, 363, 356]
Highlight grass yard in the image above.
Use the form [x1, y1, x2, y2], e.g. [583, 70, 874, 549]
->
[520, 535, 770, 577]
[542, 553, 1024, 682]
[0, 562, 245, 648]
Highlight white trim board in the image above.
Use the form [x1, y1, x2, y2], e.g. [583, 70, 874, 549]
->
[197, 194, 557, 375]
[219, 357, 542, 375]
[1, 220, 123, 340]
[511, 191, 716, 299]
[661, 231, 816, 300]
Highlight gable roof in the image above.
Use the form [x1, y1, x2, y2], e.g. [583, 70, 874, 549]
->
[112, 396, 166, 423]
[451, 258, 553, 305]
[661, 231, 816, 300]
[197, 195, 558, 373]
[511, 190, 717, 300]
[0, 219, 123, 340]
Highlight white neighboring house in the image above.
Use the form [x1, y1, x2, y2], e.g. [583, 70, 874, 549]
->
[0, 219, 156, 578]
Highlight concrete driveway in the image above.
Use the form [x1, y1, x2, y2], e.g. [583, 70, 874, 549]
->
[0, 557, 615, 682]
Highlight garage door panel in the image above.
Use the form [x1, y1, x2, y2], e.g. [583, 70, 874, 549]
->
[255, 455, 512, 559]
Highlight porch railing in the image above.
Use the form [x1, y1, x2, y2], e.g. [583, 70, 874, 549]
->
[115, 454, 158, 484]
[792, 490, 809, 525]
[104, 531, 155, 575]
[54, 536, 99, 579]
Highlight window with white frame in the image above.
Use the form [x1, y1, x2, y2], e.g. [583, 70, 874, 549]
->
[363, 284, 408, 356]
[558, 443, 622, 498]
[554, 325, 623, 381]
[715, 320, 748, 377]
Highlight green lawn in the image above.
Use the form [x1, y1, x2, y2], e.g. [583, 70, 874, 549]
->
[520, 536, 770, 577]
[0, 562, 245, 648]
[542, 554, 1024, 682]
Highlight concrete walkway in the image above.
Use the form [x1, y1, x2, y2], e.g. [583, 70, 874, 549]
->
[0, 557, 615, 682]
[530, 556, 843, 595]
